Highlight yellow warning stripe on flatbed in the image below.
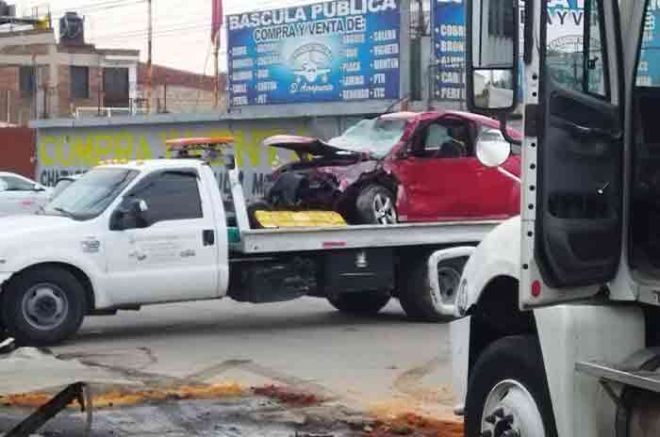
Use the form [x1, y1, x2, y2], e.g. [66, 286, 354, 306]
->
[254, 211, 347, 229]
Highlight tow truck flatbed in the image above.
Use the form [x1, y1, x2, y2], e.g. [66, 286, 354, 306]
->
[230, 220, 500, 254]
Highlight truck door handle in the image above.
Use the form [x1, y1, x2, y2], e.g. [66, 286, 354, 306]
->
[203, 230, 215, 246]
[555, 118, 622, 141]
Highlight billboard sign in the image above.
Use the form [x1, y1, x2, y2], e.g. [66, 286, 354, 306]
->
[227, 0, 402, 107]
[431, 0, 634, 101]
[432, 0, 465, 102]
[639, 2, 660, 87]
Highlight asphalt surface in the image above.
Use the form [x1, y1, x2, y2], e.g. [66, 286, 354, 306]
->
[52, 297, 456, 417]
[0, 297, 459, 436]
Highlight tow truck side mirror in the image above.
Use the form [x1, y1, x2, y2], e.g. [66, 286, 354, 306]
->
[466, 0, 519, 114]
[110, 198, 149, 231]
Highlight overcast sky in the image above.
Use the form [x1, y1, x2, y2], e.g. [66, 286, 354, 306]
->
[11, 0, 307, 74]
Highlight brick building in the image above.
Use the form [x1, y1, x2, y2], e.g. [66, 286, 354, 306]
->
[0, 11, 227, 124]
[0, 13, 139, 123]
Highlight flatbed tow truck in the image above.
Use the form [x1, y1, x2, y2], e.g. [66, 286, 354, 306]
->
[0, 136, 508, 346]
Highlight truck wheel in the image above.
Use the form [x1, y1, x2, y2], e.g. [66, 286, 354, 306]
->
[399, 257, 464, 322]
[1, 267, 86, 346]
[355, 185, 397, 224]
[465, 335, 558, 437]
[328, 292, 390, 315]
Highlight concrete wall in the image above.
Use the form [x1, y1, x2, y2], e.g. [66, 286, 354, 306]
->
[33, 113, 365, 201]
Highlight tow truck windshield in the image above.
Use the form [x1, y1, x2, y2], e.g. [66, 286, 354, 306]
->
[43, 168, 138, 220]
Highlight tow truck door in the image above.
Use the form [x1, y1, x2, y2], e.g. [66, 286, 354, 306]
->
[520, 0, 625, 308]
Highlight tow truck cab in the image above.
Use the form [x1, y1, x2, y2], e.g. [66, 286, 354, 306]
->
[453, 0, 660, 436]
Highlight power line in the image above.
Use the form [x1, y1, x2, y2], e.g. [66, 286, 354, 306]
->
[48, 0, 145, 15]
[93, 23, 216, 42]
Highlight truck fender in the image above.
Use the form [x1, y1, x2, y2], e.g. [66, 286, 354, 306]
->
[454, 217, 521, 317]
[450, 218, 521, 414]
[2, 255, 107, 309]
[427, 246, 475, 316]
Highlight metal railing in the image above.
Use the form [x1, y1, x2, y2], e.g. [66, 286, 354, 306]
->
[74, 106, 148, 118]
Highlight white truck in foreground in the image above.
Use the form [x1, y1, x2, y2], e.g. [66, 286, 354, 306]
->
[450, 0, 660, 436]
[0, 139, 505, 346]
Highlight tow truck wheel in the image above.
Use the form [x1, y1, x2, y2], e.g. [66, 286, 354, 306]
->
[327, 291, 390, 315]
[1, 267, 86, 346]
[399, 257, 463, 322]
[465, 335, 558, 437]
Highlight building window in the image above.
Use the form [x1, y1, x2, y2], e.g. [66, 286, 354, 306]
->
[103, 67, 129, 107]
[19, 66, 35, 97]
[70, 66, 89, 99]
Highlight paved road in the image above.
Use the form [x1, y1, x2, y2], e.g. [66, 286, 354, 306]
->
[51, 296, 457, 421]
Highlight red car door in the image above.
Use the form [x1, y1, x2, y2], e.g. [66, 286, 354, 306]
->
[392, 117, 480, 222]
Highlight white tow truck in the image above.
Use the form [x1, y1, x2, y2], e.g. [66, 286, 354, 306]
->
[0, 137, 506, 346]
[450, 0, 660, 436]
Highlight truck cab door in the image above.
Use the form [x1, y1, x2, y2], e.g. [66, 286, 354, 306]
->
[520, 0, 624, 308]
[105, 170, 220, 305]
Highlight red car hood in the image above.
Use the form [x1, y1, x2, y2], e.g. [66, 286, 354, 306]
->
[262, 135, 361, 158]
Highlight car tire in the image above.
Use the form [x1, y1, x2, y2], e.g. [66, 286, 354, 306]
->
[464, 335, 558, 437]
[1, 267, 86, 346]
[399, 256, 464, 322]
[355, 185, 397, 224]
[328, 292, 391, 315]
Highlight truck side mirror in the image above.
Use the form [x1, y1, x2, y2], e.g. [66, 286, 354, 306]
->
[466, 0, 519, 114]
[476, 139, 511, 168]
[110, 198, 149, 231]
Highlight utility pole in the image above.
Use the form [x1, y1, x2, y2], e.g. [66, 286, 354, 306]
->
[146, 0, 153, 114]
[213, 32, 219, 108]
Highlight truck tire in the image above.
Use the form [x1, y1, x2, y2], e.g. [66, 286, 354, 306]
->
[355, 185, 397, 224]
[464, 335, 558, 437]
[328, 292, 390, 315]
[399, 257, 464, 322]
[1, 267, 86, 346]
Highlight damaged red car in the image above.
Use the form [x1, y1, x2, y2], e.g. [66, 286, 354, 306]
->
[258, 111, 521, 224]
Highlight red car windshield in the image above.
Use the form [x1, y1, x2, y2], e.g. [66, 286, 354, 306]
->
[327, 118, 407, 158]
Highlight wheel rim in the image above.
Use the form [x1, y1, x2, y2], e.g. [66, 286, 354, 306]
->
[430, 266, 461, 311]
[21, 283, 69, 331]
[372, 193, 397, 224]
[480, 379, 546, 437]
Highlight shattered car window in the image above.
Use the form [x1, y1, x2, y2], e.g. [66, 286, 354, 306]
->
[327, 118, 407, 158]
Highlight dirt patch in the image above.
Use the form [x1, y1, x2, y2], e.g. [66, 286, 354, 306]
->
[0, 382, 243, 409]
[0, 383, 464, 436]
[253, 384, 322, 407]
[364, 412, 463, 437]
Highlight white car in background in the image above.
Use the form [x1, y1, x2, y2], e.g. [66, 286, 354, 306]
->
[0, 172, 51, 216]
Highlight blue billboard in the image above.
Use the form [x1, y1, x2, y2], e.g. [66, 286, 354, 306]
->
[432, 0, 465, 102]
[227, 0, 401, 107]
[638, 2, 660, 87]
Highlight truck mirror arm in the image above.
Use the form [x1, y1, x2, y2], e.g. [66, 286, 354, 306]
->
[499, 114, 522, 147]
